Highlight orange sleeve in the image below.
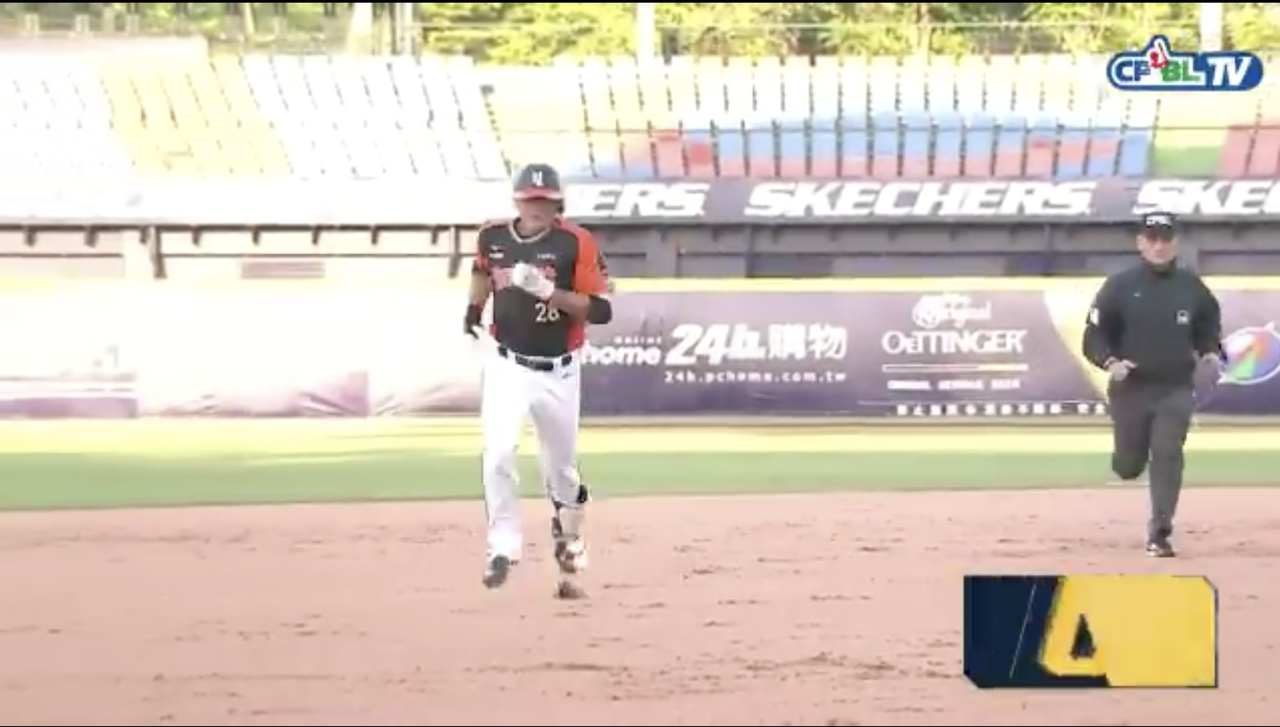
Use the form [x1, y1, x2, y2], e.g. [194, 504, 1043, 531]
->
[568, 224, 607, 295]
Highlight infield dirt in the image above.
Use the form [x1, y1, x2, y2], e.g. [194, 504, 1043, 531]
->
[1, 488, 1277, 726]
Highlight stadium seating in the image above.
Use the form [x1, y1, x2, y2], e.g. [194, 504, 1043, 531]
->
[519, 54, 1279, 180]
[240, 54, 505, 179]
[100, 56, 291, 176]
[2, 52, 1277, 180]
[0, 56, 134, 176]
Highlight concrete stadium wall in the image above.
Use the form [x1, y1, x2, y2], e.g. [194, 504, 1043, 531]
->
[2, 222, 1279, 280]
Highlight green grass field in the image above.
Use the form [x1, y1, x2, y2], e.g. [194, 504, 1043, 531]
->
[1, 420, 1278, 511]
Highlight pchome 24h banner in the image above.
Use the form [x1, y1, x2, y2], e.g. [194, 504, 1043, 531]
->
[0, 281, 1278, 420]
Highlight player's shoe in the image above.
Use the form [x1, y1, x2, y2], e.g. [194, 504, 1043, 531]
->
[551, 529, 588, 600]
[482, 554, 516, 589]
[551, 514, 588, 575]
[554, 537, 588, 574]
[1146, 538, 1176, 558]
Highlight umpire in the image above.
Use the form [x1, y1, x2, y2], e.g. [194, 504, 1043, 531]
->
[1081, 211, 1225, 558]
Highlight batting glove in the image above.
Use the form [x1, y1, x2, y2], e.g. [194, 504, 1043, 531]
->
[464, 303, 483, 338]
[512, 262, 555, 300]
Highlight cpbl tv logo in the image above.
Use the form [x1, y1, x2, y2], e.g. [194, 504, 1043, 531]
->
[1108, 35, 1264, 91]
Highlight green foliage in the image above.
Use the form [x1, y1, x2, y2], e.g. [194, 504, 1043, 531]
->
[0, 2, 1262, 61]
[1224, 3, 1280, 51]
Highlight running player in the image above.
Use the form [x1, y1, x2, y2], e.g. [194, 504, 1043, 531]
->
[465, 163, 613, 597]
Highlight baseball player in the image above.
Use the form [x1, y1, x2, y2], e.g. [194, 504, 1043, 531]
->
[1081, 211, 1224, 558]
[465, 163, 613, 594]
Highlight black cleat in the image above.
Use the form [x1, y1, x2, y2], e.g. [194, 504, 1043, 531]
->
[1146, 539, 1176, 558]
[482, 554, 515, 589]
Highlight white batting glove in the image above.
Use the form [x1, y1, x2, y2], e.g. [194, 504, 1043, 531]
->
[512, 262, 555, 300]
[470, 325, 499, 355]
[1106, 359, 1136, 382]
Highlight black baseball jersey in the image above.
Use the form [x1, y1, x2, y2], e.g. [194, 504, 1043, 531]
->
[1082, 262, 1223, 385]
[472, 218, 608, 357]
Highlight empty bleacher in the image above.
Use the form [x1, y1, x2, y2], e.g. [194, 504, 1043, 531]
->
[100, 56, 291, 176]
[0, 56, 133, 177]
[532, 54, 1204, 180]
[241, 54, 506, 179]
[1, 52, 1277, 181]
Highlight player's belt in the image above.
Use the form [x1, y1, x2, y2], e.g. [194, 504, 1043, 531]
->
[497, 346, 573, 372]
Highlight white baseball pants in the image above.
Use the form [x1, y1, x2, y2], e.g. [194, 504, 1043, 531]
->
[479, 347, 585, 560]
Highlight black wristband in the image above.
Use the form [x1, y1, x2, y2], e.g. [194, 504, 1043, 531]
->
[465, 303, 483, 330]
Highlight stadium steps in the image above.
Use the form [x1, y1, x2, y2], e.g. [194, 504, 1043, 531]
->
[244, 55, 354, 178]
[486, 63, 589, 177]
[632, 58, 698, 178]
[1244, 90, 1280, 176]
[838, 59, 870, 176]
[809, 57, 839, 176]
[445, 56, 506, 179]
[579, 57, 625, 177]
[384, 56, 446, 177]
[99, 59, 287, 177]
[211, 58, 291, 175]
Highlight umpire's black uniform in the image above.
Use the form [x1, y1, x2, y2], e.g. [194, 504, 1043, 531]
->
[1080, 212, 1223, 557]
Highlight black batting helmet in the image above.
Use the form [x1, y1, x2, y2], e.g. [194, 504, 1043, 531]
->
[513, 163, 564, 202]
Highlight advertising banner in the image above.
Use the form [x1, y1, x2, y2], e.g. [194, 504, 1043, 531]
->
[1196, 293, 1280, 416]
[0, 286, 137, 418]
[564, 178, 1280, 224]
[2, 177, 1279, 226]
[0, 283, 1279, 419]
[578, 290, 1102, 417]
[132, 287, 370, 417]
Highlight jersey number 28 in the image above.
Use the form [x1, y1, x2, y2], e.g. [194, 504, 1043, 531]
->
[535, 301, 561, 323]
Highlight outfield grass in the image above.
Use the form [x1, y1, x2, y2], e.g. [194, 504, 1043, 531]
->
[0, 420, 1277, 511]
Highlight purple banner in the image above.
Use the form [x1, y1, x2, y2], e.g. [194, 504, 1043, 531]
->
[0, 287, 137, 419]
[132, 288, 369, 417]
[1197, 292, 1280, 415]
[565, 178, 1280, 225]
[3, 177, 1280, 226]
[0, 285, 1278, 419]
[577, 288, 1280, 417]
[580, 290, 1102, 417]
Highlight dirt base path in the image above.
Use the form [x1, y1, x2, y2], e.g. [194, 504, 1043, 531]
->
[2, 488, 1278, 726]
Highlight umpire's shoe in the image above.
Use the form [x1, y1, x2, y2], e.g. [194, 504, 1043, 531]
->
[482, 554, 517, 588]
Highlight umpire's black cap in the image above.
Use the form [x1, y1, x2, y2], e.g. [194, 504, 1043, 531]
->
[1140, 211, 1179, 238]
[513, 163, 564, 201]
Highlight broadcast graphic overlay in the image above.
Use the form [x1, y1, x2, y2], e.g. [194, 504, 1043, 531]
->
[1107, 35, 1265, 93]
[964, 575, 1218, 689]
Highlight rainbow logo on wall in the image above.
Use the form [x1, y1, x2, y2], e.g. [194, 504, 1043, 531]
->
[1219, 323, 1280, 387]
